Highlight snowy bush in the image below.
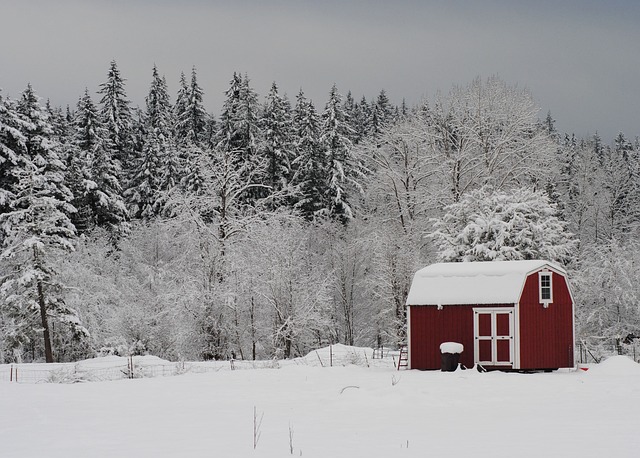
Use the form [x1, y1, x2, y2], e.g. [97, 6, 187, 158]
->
[429, 186, 578, 263]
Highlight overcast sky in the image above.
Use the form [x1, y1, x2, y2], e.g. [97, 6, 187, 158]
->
[1, 0, 638, 142]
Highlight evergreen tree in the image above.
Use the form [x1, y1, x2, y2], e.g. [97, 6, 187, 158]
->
[146, 65, 173, 137]
[216, 72, 244, 154]
[320, 84, 360, 223]
[143, 65, 181, 214]
[351, 96, 370, 145]
[125, 129, 163, 219]
[74, 89, 128, 236]
[369, 89, 393, 137]
[173, 71, 189, 142]
[0, 91, 29, 217]
[1, 84, 86, 363]
[98, 60, 133, 167]
[217, 73, 263, 201]
[260, 82, 295, 195]
[292, 89, 327, 218]
[175, 67, 208, 145]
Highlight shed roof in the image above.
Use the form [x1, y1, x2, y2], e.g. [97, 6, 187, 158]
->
[406, 260, 565, 306]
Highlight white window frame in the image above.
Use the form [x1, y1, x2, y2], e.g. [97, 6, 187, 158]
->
[538, 271, 553, 307]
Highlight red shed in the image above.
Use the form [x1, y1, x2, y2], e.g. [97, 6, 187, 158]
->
[406, 260, 575, 371]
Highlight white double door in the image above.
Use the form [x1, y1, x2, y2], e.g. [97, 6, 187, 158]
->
[473, 308, 514, 366]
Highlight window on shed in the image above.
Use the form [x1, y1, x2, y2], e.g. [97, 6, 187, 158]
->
[539, 272, 552, 305]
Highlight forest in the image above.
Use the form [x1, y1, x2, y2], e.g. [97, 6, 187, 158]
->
[1, 61, 639, 364]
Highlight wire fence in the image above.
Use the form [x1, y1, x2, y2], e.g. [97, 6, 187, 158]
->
[576, 339, 640, 364]
[0, 345, 396, 384]
[0, 358, 282, 384]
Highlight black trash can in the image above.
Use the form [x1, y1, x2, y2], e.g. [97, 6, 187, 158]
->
[439, 342, 463, 372]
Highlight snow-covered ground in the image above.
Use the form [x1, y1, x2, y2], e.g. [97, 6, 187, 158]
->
[1, 347, 639, 457]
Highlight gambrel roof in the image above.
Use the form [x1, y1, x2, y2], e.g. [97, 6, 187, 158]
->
[406, 260, 566, 306]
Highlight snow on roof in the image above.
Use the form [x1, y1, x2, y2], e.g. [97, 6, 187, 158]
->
[406, 260, 565, 306]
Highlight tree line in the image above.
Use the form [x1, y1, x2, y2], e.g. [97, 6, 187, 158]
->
[1, 63, 638, 363]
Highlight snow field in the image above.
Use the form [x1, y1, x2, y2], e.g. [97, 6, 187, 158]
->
[1, 355, 639, 457]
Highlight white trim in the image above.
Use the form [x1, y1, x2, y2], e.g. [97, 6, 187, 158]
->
[513, 302, 520, 370]
[538, 271, 553, 307]
[406, 305, 411, 370]
[473, 308, 515, 366]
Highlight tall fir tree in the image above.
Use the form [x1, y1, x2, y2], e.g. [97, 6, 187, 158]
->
[369, 89, 393, 137]
[73, 89, 128, 237]
[260, 82, 295, 195]
[173, 71, 189, 142]
[0, 91, 29, 217]
[143, 65, 181, 214]
[217, 73, 263, 202]
[321, 84, 360, 223]
[98, 60, 133, 169]
[1, 84, 86, 363]
[175, 67, 208, 145]
[292, 89, 327, 218]
[125, 129, 163, 219]
[146, 65, 174, 137]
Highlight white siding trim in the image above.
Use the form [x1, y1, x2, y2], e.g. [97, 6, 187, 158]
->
[406, 305, 411, 370]
[513, 302, 521, 370]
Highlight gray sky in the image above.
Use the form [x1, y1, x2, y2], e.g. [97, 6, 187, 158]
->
[1, 0, 638, 142]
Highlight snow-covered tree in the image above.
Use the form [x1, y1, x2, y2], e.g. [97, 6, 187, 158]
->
[321, 84, 362, 223]
[216, 73, 263, 202]
[73, 89, 129, 237]
[98, 60, 133, 167]
[359, 108, 441, 236]
[146, 65, 174, 137]
[430, 186, 578, 263]
[292, 89, 328, 218]
[126, 129, 164, 219]
[260, 82, 295, 196]
[369, 89, 394, 137]
[175, 67, 208, 145]
[1, 85, 87, 363]
[239, 214, 332, 358]
[428, 76, 556, 202]
[0, 91, 29, 217]
[575, 239, 640, 357]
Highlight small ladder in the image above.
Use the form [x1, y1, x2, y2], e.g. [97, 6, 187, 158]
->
[397, 345, 408, 370]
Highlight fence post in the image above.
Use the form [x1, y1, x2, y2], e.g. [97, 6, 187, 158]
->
[10, 365, 12, 382]
[330, 345, 333, 367]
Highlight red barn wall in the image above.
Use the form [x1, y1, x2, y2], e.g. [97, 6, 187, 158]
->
[518, 272, 574, 369]
[409, 304, 512, 370]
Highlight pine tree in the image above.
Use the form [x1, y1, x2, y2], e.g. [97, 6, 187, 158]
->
[321, 84, 360, 223]
[217, 72, 244, 154]
[146, 65, 174, 137]
[217, 73, 263, 202]
[369, 89, 393, 137]
[173, 71, 189, 142]
[351, 96, 370, 145]
[144, 65, 181, 214]
[292, 89, 327, 218]
[0, 91, 29, 217]
[73, 89, 129, 236]
[175, 67, 208, 145]
[260, 82, 295, 195]
[126, 129, 163, 219]
[1, 85, 86, 363]
[98, 60, 133, 167]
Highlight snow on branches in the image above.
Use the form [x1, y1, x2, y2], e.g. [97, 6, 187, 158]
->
[429, 186, 578, 263]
